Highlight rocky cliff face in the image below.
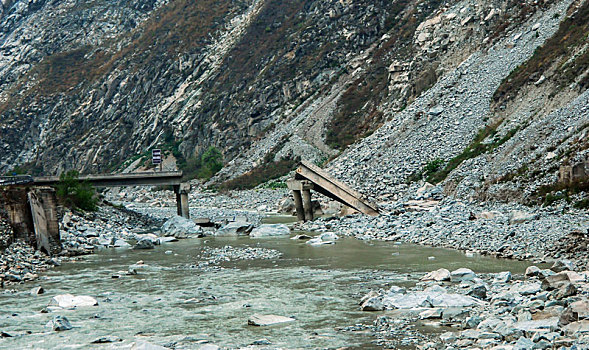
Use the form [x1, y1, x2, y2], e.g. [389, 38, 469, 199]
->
[0, 0, 587, 205]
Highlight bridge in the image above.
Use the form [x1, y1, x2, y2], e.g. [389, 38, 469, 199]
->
[33, 171, 191, 218]
[1, 171, 191, 257]
[287, 161, 379, 221]
[2, 171, 191, 219]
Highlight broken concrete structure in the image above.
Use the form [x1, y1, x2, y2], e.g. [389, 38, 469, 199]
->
[0, 187, 61, 255]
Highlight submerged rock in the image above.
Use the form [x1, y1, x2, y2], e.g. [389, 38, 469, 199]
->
[131, 341, 168, 350]
[91, 336, 122, 343]
[248, 314, 296, 326]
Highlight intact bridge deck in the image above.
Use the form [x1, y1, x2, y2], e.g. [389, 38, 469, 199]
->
[32, 171, 184, 187]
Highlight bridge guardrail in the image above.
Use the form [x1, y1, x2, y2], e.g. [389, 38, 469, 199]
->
[0, 175, 34, 186]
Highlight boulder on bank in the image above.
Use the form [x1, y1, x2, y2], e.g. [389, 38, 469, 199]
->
[450, 268, 477, 282]
[278, 198, 296, 215]
[49, 294, 98, 309]
[250, 224, 290, 238]
[551, 259, 576, 273]
[509, 210, 538, 225]
[162, 216, 203, 238]
[421, 268, 451, 282]
[133, 238, 155, 250]
[214, 222, 252, 236]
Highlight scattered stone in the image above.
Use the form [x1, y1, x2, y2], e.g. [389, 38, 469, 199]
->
[47, 315, 72, 331]
[551, 259, 576, 273]
[509, 211, 538, 225]
[493, 271, 512, 283]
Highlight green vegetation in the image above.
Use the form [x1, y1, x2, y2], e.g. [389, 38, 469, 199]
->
[407, 158, 444, 183]
[493, 1, 589, 105]
[535, 179, 589, 207]
[260, 181, 288, 189]
[220, 157, 299, 191]
[182, 146, 224, 180]
[55, 170, 98, 211]
[417, 121, 520, 184]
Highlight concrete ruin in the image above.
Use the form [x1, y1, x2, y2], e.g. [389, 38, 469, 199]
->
[0, 187, 62, 255]
[559, 160, 589, 183]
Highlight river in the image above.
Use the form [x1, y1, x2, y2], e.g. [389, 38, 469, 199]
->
[0, 227, 534, 349]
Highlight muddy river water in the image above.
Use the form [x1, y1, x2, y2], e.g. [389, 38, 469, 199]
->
[0, 229, 534, 349]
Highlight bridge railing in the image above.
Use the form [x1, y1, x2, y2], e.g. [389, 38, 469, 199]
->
[0, 175, 34, 186]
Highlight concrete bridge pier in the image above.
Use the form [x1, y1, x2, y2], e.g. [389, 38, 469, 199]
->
[174, 183, 191, 219]
[287, 180, 314, 222]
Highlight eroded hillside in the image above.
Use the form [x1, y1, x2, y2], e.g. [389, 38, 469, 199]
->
[0, 0, 587, 205]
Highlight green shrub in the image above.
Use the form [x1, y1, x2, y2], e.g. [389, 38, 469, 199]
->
[56, 170, 98, 211]
[182, 146, 224, 180]
[220, 158, 299, 191]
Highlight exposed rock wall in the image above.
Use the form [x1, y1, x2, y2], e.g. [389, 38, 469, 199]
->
[0, 0, 586, 204]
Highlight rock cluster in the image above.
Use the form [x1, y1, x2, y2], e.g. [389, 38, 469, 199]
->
[297, 193, 589, 268]
[365, 262, 589, 348]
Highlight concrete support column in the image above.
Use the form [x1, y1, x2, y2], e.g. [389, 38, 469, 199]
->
[287, 180, 314, 222]
[301, 189, 313, 221]
[292, 190, 305, 221]
[174, 183, 191, 219]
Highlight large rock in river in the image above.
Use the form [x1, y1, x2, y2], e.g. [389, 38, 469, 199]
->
[162, 216, 203, 238]
[250, 224, 290, 238]
[49, 294, 98, 309]
[248, 314, 295, 326]
[214, 222, 252, 236]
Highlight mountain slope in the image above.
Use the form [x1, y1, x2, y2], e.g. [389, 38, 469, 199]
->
[0, 0, 587, 206]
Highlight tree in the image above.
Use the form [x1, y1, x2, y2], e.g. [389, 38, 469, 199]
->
[56, 170, 98, 211]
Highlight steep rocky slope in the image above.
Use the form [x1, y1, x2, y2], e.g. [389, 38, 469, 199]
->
[0, 0, 587, 205]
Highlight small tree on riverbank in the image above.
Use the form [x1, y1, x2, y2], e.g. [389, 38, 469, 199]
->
[56, 170, 98, 211]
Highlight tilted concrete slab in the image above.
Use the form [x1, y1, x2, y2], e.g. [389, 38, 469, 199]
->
[294, 161, 379, 216]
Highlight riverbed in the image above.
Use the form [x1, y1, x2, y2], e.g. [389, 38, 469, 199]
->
[0, 230, 535, 349]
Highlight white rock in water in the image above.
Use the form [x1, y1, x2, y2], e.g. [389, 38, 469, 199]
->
[306, 237, 335, 246]
[49, 294, 98, 309]
[248, 314, 295, 326]
[46, 315, 72, 331]
[250, 224, 290, 238]
[162, 216, 203, 238]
